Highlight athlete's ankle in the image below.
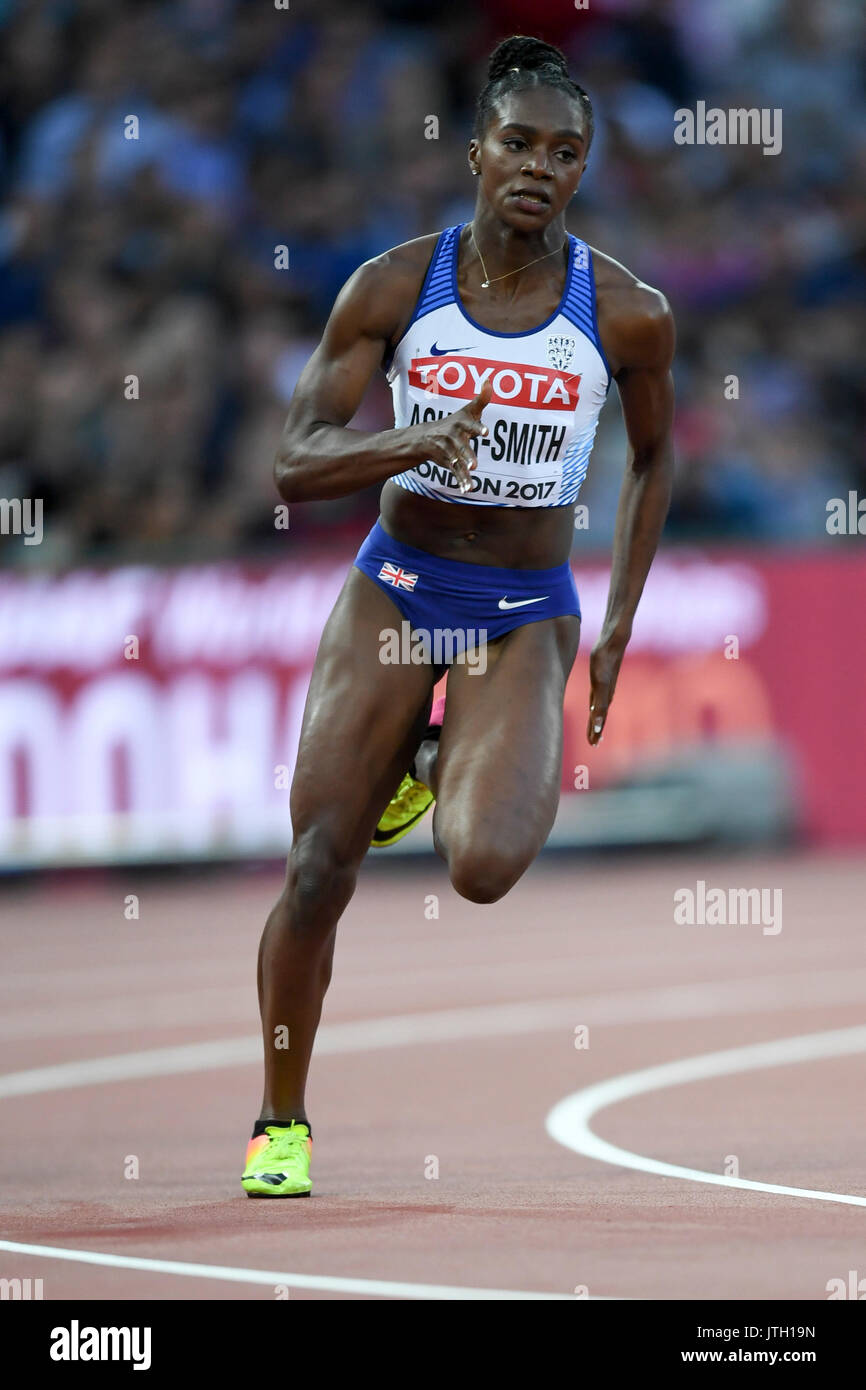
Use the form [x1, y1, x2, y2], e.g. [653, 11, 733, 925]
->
[254, 1117, 312, 1138]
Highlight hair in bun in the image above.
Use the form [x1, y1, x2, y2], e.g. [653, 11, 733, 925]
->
[487, 35, 570, 84]
[475, 35, 593, 146]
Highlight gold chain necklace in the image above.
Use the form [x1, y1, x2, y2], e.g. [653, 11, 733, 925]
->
[470, 223, 566, 289]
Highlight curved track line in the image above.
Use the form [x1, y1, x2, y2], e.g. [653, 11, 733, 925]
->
[546, 1023, 866, 1208]
[4, 998, 865, 1295]
[0, 1239, 592, 1300]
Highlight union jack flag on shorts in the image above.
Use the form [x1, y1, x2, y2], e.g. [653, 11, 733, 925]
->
[378, 560, 419, 591]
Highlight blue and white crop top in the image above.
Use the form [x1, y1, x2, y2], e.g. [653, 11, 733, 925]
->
[385, 222, 611, 507]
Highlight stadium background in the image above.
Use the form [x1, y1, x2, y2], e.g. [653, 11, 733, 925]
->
[0, 0, 864, 867]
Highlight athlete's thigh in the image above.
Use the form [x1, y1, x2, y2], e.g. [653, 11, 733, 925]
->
[433, 614, 580, 854]
[290, 567, 435, 856]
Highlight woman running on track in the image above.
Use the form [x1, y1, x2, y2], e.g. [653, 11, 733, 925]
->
[242, 34, 674, 1196]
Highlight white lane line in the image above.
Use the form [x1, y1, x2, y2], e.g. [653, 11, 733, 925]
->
[546, 1023, 866, 1208]
[0, 986, 256, 1042]
[5, 967, 866, 1095]
[0, 1240, 592, 1300]
[4, 987, 865, 1295]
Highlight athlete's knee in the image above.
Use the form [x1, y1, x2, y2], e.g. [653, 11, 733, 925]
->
[446, 842, 530, 904]
[284, 826, 358, 926]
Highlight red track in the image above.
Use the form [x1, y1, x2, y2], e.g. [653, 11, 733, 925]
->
[1, 851, 865, 1300]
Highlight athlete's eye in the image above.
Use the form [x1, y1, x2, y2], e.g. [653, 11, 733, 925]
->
[557, 149, 577, 162]
[503, 138, 526, 150]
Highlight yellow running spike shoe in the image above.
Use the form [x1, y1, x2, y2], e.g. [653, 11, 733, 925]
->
[370, 772, 434, 849]
[241, 1122, 312, 1197]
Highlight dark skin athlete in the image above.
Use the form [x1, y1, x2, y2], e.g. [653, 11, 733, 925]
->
[257, 86, 674, 1126]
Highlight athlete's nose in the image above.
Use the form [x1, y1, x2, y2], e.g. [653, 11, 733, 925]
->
[521, 155, 554, 181]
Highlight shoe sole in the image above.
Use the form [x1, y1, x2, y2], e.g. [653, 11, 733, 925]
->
[244, 1188, 311, 1198]
[370, 801, 432, 848]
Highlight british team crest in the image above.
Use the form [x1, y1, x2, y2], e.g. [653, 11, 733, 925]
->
[546, 335, 576, 371]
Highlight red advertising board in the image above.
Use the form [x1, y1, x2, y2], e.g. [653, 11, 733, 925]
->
[0, 547, 863, 865]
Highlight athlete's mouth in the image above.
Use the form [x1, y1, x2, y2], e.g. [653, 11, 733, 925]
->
[508, 189, 550, 206]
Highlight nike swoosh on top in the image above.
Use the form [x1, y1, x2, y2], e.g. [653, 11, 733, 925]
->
[497, 596, 549, 610]
[430, 343, 473, 355]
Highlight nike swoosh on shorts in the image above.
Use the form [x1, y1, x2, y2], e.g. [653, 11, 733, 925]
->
[497, 596, 549, 610]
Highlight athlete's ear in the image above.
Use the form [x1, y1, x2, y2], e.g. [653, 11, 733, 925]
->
[571, 159, 589, 195]
[468, 137, 481, 176]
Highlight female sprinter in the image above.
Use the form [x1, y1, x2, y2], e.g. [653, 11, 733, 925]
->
[241, 35, 674, 1195]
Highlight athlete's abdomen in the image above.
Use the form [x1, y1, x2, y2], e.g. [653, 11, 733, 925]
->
[379, 478, 577, 569]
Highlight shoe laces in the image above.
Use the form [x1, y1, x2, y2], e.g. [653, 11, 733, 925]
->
[263, 1123, 310, 1160]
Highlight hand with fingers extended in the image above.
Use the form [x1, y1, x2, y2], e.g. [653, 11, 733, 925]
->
[587, 633, 628, 746]
[403, 380, 492, 494]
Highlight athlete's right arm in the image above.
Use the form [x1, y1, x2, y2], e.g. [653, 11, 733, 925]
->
[273, 257, 489, 502]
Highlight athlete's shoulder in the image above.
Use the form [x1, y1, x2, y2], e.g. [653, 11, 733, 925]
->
[590, 247, 670, 322]
[589, 247, 674, 376]
[365, 230, 444, 280]
[334, 232, 444, 344]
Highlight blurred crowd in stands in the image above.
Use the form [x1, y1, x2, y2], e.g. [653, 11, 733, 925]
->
[0, 0, 863, 566]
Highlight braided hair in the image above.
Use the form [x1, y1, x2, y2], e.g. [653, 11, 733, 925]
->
[474, 35, 593, 149]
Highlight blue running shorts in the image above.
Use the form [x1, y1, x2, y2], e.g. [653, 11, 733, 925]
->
[352, 519, 580, 664]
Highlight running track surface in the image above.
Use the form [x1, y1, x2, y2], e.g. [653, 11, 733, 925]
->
[1, 850, 864, 1301]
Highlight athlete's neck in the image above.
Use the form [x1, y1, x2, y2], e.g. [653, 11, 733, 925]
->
[469, 208, 568, 272]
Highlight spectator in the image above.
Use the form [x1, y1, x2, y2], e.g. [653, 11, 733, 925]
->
[0, 0, 862, 567]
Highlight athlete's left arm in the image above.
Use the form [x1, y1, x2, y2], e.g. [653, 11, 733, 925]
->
[587, 280, 675, 746]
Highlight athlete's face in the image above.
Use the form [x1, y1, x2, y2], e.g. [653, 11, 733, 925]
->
[469, 88, 589, 228]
